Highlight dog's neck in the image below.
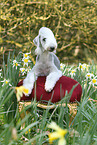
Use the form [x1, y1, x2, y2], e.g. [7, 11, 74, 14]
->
[39, 50, 49, 56]
[36, 51, 52, 62]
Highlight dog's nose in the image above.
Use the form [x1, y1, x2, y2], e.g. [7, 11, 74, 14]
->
[50, 47, 55, 51]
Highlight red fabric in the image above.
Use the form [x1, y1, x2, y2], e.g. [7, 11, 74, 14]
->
[17, 76, 82, 103]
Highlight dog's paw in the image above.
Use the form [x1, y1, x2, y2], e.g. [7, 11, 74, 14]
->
[45, 82, 54, 92]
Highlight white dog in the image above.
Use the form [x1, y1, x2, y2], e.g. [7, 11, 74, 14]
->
[23, 27, 62, 95]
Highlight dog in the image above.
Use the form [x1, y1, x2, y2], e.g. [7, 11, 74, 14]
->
[23, 27, 62, 95]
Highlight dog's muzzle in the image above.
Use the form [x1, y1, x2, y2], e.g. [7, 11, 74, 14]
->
[49, 47, 55, 52]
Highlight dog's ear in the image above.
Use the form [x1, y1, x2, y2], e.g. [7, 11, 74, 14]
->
[33, 35, 38, 46]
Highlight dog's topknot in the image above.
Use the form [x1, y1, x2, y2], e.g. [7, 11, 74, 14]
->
[39, 27, 54, 37]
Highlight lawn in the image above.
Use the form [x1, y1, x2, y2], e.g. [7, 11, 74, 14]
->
[0, 52, 97, 145]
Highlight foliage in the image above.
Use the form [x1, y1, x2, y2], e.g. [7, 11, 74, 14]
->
[0, 52, 97, 144]
[0, 0, 97, 65]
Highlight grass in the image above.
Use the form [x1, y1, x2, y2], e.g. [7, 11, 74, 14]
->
[0, 52, 97, 145]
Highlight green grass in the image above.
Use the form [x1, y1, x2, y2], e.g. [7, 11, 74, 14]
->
[0, 52, 97, 145]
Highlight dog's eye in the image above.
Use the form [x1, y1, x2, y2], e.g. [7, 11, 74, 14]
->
[42, 38, 46, 42]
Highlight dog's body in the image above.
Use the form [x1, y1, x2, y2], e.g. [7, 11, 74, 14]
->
[23, 27, 62, 95]
[35, 51, 60, 76]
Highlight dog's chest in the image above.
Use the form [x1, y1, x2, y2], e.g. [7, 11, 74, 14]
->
[39, 52, 52, 63]
[37, 52, 52, 76]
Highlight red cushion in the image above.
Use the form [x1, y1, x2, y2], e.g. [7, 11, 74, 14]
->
[17, 76, 82, 103]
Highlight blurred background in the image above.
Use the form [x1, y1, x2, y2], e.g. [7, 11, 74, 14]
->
[0, 0, 97, 66]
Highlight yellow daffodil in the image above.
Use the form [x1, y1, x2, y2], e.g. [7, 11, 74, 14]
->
[2, 79, 9, 84]
[22, 57, 31, 66]
[24, 54, 28, 58]
[92, 79, 96, 84]
[1, 79, 12, 86]
[60, 63, 65, 70]
[15, 86, 29, 101]
[86, 73, 94, 80]
[22, 52, 31, 66]
[20, 67, 26, 75]
[13, 60, 20, 69]
[89, 77, 97, 86]
[48, 122, 68, 145]
[70, 69, 76, 78]
[21, 68, 25, 72]
[5, 80, 9, 84]
[23, 52, 31, 58]
[71, 70, 75, 74]
[24, 59, 28, 63]
[78, 63, 89, 72]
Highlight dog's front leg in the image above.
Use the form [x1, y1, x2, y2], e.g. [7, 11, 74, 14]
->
[45, 70, 62, 92]
[23, 67, 38, 96]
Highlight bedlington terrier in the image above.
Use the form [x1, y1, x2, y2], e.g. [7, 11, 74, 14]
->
[23, 27, 62, 95]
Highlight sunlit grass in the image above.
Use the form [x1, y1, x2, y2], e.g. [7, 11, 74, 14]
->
[0, 52, 97, 145]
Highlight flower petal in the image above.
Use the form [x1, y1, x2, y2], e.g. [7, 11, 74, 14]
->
[58, 137, 66, 145]
[48, 122, 61, 131]
[15, 86, 28, 101]
[48, 132, 61, 144]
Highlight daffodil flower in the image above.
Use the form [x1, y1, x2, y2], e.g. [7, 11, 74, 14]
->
[15, 86, 29, 101]
[48, 122, 68, 145]
[78, 63, 89, 72]
[70, 69, 76, 78]
[26, 68, 31, 73]
[23, 52, 31, 58]
[60, 63, 65, 70]
[86, 73, 94, 80]
[13, 60, 20, 69]
[1, 79, 12, 86]
[20, 67, 26, 75]
[89, 77, 97, 86]
[22, 57, 31, 66]
[1, 79, 9, 84]
[91, 78, 97, 85]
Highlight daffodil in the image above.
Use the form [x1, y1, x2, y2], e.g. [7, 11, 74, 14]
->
[92, 78, 97, 84]
[23, 52, 31, 59]
[1, 79, 12, 86]
[13, 60, 20, 69]
[78, 63, 89, 72]
[1, 79, 9, 84]
[22, 57, 31, 66]
[48, 122, 68, 145]
[20, 67, 26, 75]
[70, 69, 76, 78]
[15, 86, 29, 101]
[86, 73, 94, 80]
[89, 77, 97, 86]
[60, 63, 65, 70]
[26, 68, 31, 73]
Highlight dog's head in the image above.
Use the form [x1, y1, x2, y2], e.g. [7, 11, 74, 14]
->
[33, 27, 57, 55]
